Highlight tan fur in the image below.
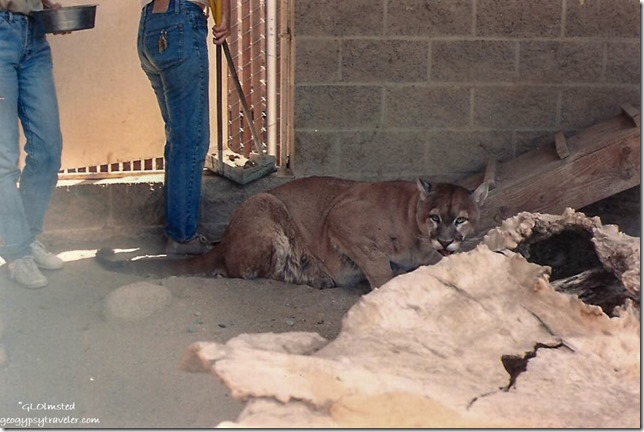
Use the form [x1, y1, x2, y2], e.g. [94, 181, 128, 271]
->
[97, 176, 488, 290]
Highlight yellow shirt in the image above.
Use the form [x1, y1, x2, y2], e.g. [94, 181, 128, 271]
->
[0, 0, 43, 14]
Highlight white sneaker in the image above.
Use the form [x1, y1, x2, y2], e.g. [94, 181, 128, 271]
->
[8, 257, 48, 289]
[30, 240, 64, 270]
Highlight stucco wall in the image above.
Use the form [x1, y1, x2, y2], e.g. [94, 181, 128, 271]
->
[47, 0, 166, 169]
[292, 0, 641, 181]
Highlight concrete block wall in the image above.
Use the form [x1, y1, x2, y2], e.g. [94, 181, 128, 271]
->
[41, 0, 640, 243]
[293, 0, 640, 181]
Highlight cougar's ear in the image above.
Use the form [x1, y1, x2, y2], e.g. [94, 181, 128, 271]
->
[416, 178, 432, 200]
[471, 182, 489, 205]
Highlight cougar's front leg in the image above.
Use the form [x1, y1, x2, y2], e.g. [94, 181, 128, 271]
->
[354, 248, 394, 289]
[329, 234, 394, 290]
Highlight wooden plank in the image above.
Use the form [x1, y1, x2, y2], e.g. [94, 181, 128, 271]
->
[461, 115, 637, 192]
[621, 103, 640, 128]
[481, 135, 639, 230]
[459, 113, 641, 232]
[483, 157, 497, 189]
[554, 131, 570, 159]
[461, 115, 633, 190]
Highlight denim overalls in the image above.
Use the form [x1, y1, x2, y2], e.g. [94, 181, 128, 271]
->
[138, 0, 210, 242]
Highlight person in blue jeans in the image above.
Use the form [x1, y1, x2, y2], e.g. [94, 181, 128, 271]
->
[0, 0, 66, 289]
[138, 0, 230, 255]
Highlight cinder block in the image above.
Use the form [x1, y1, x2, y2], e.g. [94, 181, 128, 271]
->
[386, 0, 472, 36]
[110, 182, 164, 227]
[336, 130, 512, 178]
[293, 131, 340, 176]
[200, 173, 249, 201]
[431, 40, 517, 82]
[476, 0, 561, 37]
[337, 131, 430, 178]
[605, 42, 641, 84]
[341, 39, 429, 83]
[423, 130, 514, 175]
[198, 196, 245, 239]
[45, 183, 110, 232]
[565, 0, 640, 37]
[384, 85, 470, 128]
[519, 41, 603, 83]
[198, 174, 292, 239]
[295, 0, 384, 36]
[560, 86, 641, 129]
[473, 86, 559, 128]
[198, 190, 245, 222]
[295, 86, 382, 129]
[515, 130, 560, 156]
[296, 38, 340, 84]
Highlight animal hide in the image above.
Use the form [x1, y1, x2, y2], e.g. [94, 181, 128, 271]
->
[181, 209, 640, 428]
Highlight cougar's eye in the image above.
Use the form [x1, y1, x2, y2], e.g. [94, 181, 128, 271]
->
[430, 215, 441, 223]
[454, 216, 468, 225]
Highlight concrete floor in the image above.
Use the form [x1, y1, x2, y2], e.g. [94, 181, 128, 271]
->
[0, 184, 639, 428]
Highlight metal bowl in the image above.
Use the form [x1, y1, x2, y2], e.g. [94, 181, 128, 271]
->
[32, 5, 97, 34]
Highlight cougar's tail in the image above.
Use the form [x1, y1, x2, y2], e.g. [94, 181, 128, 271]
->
[95, 246, 225, 278]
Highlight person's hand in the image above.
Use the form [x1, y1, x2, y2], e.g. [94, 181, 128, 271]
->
[212, 17, 229, 45]
[42, 0, 62, 9]
[42, 1, 71, 35]
[211, 0, 230, 45]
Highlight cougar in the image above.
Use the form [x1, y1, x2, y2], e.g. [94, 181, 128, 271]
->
[97, 176, 488, 290]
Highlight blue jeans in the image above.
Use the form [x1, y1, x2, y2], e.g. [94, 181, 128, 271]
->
[137, 0, 210, 242]
[0, 11, 62, 262]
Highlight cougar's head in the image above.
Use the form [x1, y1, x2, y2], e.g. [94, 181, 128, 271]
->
[416, 179, 488, 257]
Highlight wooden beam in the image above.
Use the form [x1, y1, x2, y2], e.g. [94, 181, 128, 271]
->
[621, 103, 640, 128]
[459, 112, 641, 231]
